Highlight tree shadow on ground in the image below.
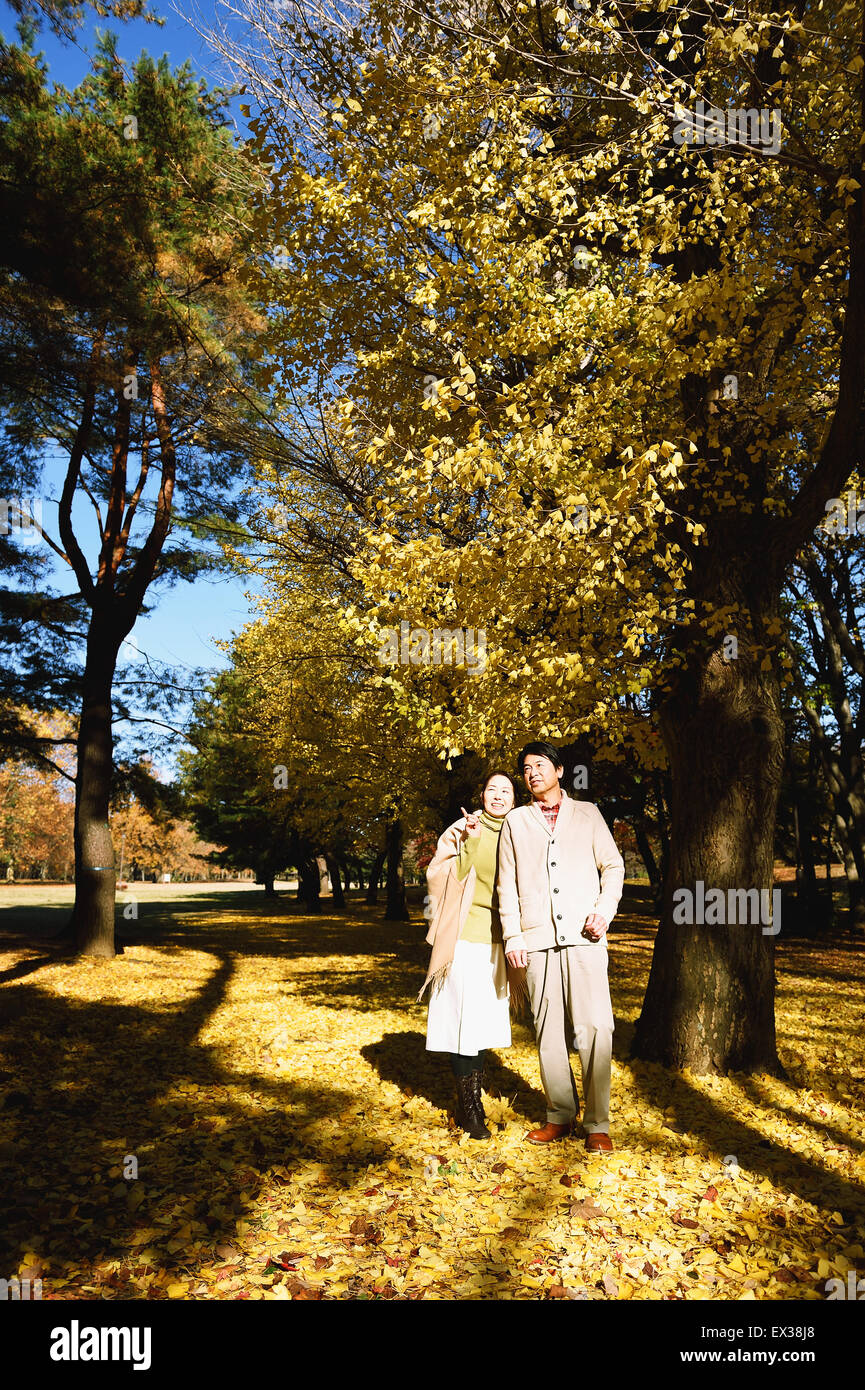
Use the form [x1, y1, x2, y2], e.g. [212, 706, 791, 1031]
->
[361, 1030, 545, 1123]
[0, 951, 64, 986]
[0, 954, 357, 1296]
[3, 884, 862, 1300]
[626, 1060, 865, 1234]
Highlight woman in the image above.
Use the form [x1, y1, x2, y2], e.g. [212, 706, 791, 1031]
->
[419, 771, 523, 1140]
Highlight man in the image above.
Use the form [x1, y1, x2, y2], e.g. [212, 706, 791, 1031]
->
[498, 742, 624, 1151]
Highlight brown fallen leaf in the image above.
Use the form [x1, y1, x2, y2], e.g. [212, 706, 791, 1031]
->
[551, 1284, 588, 1300]
[491, 1162, 507, 1174]
[570, 1199, 605, 1221]
[286, 1276, 322, 1301]
[601, 1273, 619, 1297]
[349, 1216, 380, 1244]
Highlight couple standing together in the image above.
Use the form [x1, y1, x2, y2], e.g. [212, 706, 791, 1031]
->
[420, 741, 625, 1150]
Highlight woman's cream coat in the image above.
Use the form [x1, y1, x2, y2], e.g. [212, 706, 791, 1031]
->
[418, 816, 475, 1000]
[419, 814, 527, 1012]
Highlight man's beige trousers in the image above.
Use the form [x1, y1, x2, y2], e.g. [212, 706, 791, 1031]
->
[525, 942, 614, 1131]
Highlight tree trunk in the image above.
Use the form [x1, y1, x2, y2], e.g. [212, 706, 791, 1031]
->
[793, 790, 818, 899]
[653, 772, 671, 884]
[365, 848, 386, 904]
[384, 817, 409, 922]
[632, 632, 785, 1074]
[73, 628, 120, 958]
[633, 822, 662, 901]
[299, 857, 321, 913]
[832, 811, 865, 930]
[258, 870, 277, 898]
[325, 854, 345, 908]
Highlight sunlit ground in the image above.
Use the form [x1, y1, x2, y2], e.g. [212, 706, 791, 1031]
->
[1, 883, 863, 1300]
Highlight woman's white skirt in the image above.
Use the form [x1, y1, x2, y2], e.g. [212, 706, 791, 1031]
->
[426, 938, 511, 1054]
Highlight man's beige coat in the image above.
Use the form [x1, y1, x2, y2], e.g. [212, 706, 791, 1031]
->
[497, 792, 625, 953]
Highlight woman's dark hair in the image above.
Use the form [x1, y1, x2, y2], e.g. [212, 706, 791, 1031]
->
[516, 741, 563, 777]
[481, 769, 517, 800]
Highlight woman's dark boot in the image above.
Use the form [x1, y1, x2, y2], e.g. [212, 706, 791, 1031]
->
[468, 1066, 490, 1134]
[455, 1072, 490, 1140]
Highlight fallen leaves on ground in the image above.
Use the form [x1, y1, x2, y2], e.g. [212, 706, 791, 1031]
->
[0, 892, 863, 1300]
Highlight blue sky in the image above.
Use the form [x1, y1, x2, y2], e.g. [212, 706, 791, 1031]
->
[3, 1, 264, 767]
[22, 1, 236, 98]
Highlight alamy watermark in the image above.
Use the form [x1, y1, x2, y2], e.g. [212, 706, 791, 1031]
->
[1, 1275, 42, 1300]
[825, 1269, 864, 1299]
[377, 620, 487, 675]
[673, 101, 782, 156]
[823, 493, 865, 538]
[50, 1321, 152, 1369]
[0, 497, 42, 545]
[672, 880, 781, 935]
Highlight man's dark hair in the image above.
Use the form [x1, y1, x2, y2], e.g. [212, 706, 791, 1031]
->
[517, 741, 563, 778]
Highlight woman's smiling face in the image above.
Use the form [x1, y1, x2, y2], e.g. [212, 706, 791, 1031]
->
[482, 775, 515, 818]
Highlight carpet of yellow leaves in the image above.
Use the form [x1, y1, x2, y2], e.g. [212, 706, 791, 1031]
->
[1, 888, 863, 1300]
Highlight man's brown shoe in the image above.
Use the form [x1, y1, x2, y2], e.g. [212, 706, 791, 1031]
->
[585, 1132, 613, 1153]
[526, 1121, 574, 1144]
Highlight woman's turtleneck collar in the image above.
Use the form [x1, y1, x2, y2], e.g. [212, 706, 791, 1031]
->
[479, 809, 506, 833]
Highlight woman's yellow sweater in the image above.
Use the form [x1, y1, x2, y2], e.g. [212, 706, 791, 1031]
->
[454, 810, 504, 944]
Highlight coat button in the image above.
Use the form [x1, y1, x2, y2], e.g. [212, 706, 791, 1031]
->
[556, 914, 562, 921]
[550, 861, 556, 867]
[553, 887, 559, 893]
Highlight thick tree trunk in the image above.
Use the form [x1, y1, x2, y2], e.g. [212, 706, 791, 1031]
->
[325, 854, 345, 908]
[299, 857, 321, 913]
[258, 870, 277, 898]
[632, 633, 785, 1074]
[365, 849, 386, 904]
[73, 629, 119, 958]
[384, 818, 409, 922]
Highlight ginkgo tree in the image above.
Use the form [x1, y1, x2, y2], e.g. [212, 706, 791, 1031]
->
[224, 0, 865, 1072]
[215, 471, 497, 919]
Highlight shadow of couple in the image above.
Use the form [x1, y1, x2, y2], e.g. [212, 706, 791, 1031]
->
[361, 1029, 545, 1121]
